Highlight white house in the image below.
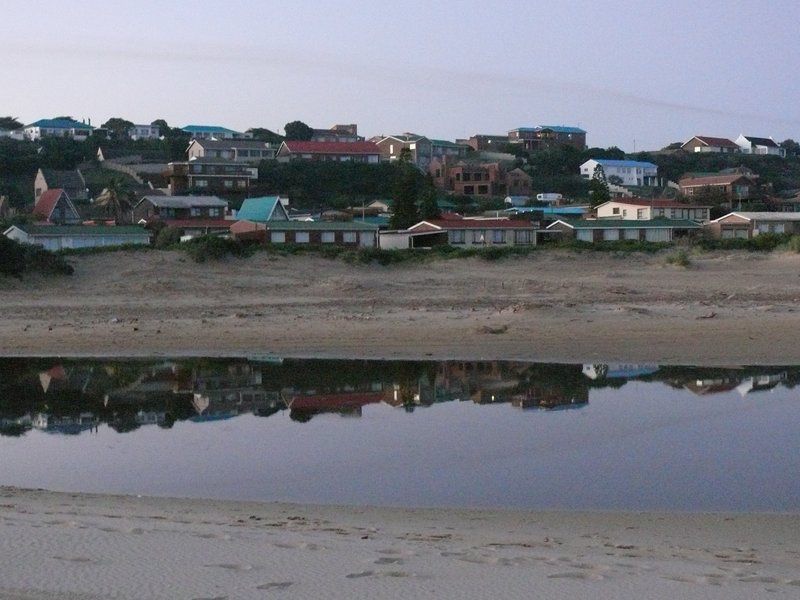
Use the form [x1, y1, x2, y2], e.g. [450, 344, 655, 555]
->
[128, 124, 161, 140]
[595, 199, 711, 222]
[734, 135, 786, 157]
[23, 118, 94, 141]
[181, 125, 250, 140]
[580, 159, 659, 187]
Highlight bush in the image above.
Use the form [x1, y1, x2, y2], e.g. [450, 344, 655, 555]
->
[0, 236, 73, 278]
[788, 235, 800, 253]
[696, 232, 791, 252]
[665, 250, 691, 267]
[154, 226, 183, 249]
[183, 235, 254, 263]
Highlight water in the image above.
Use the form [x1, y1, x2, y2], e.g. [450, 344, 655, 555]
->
[1, 358, 798, 512]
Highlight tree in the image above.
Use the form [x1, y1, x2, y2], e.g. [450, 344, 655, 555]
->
[781, 139, 800, 158]
[101, 117, 135, 140]
[418, 176, 441, 220]
[151, 119, 170, 137]
[608, 174, 624, 186]
[283, 120, 314, 141]
[390, 159, 420, 230]
[94, 177, 134, 223]
[0, 117, 23, 130]
[589, 164, 610, 205]
[247, 127, 284, 144]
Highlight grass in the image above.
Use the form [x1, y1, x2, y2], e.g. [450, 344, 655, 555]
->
[665, 250, 691, 267]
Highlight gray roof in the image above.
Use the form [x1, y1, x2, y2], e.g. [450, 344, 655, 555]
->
[139, 195, 228, 209]
[718, 212, 800, 222]
[40, 169, 85, 191]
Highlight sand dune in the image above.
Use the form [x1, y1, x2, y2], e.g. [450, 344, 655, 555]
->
[0, 488, 798, 599]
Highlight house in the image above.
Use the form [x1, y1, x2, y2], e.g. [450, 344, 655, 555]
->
[0, 128, 24, 140]
[235, 196, 290, 222]
[430, 158, 529, 197]
[430, 139, 469, 160]
[678, 173, 757, 202]
[32, 189, 82, 224]
[4, 224, 150, 251]
[380, 217, 538, 249]
[187, 139, 276, 163]
[128, 124, 161, 140]
[34, 168, 88, 203]
[181, 125, 250, 140]
[133, 195, 229, 228]
[735, 135, 786, 157]
[459, 134, 509, 152]
[311, 124, 363, 142]
[705, 212, 800, 239]
[595, 199, 711, 222]
[580, 159, 659, 187]
[275, 141, 381, 163]
[506, 167, 533, 196]
[680, 136, 740, 153]
[373, 134, 432, 168]
[231, 219, 378, 247]
[23, 118, 93, 141]
[547, 218, 701, 243]
[166, 159, 258, 195]
[508, 125, 587, 151]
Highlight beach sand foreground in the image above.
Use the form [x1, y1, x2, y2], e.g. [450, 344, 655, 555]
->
[0, 488, 798, 599]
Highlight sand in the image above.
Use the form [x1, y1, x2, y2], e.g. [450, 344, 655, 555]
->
[1, 248, 800, 364]
[0, 487, 797, 599]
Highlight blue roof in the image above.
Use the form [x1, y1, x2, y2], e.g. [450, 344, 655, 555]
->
[237, 196, 282, 222]
[591, 159, 658, 168]
[28, 118, 93, 130]
[182, 125, 242, 134]
[511, 125, 586, 134]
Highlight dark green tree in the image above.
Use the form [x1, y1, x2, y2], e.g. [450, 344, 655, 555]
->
[418, 176, 441, 220]
[94, 177, 134, 223]
[781, 139, 800, 157]
[0, 117, 23, 130]
[390, 159, 420, 229]
[283, 121, 314, 141]
[247, 127, 284, 144]
[101, 117, 135, 139]
[589, 164, 610, 205]
[151, 119, 171, 136]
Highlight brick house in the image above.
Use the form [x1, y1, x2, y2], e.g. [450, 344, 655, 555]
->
[678, 174, 758, 202]
[372, 134, 433, 168]
[508, 125, 586, 151]
[430, 158, 531, 198]
[680, 136, 740, 153]
[166, 159, 258, 195]
[459, 134, 509, 152]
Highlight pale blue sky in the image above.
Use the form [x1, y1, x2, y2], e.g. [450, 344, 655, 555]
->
[2, 0, 798, 150]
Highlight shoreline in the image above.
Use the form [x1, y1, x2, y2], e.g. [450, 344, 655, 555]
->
[1, 487, 799, 599]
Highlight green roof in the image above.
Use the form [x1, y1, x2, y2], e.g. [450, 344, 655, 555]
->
[237, 196, 283, 222]
[264, 221, 378, 231]
[430, 139, 464, 148]
[553, 218, 702, 230]
[16, 225, 149, 236]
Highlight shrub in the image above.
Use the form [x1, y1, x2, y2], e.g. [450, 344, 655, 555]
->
[696, 232, 791, 252]
[0, 236, 73, 278]
[788, 235, 800, 253]
[154, 226, 183, 249]
[184, 235, 253, 263]
[665, 250, 691, 267]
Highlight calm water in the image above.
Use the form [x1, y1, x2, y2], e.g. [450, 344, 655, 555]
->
[1, 358, 798, 512]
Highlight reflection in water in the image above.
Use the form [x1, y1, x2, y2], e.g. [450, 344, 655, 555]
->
[0, 358, 796, 437]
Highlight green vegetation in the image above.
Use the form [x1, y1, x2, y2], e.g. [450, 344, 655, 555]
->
[0, 236, 74, 278]
[665, 250, 691, 267]
[695, 232, 792, 252]
[788, 235, 800, 253]
[154, 226, 183, 248]
[283, 120, 313, 141]
[183, 235, 256, 263]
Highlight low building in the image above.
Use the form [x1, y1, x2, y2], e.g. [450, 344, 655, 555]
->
[231, 220, 378, 247]
[275, 140, 381, 163]
[4, 224, 150, 251]
[32, 189, 82, 224]
[23, 118, 93, 141]
[678, 173, 757, 202]
[34, 168, 88, 203]
[508, 125, 586, 151]
[181, 125, 250, 140]
[595, 199, 711, 222]
[128, 124, 161, 140]
[580, 159, 659, 187]
[705, 212, 800, 239]
[735, 135, 786, 157]
[547, 218, 701, 243]
[187, 139, 276, 163]
[166, 159, 258, 195]
[380, 217, 538, 249]
[133, 195, 229, 223]
[311, 124, 363, 142]
[680, 136, 740, 153]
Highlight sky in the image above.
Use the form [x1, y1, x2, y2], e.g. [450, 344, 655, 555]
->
[2, 0, 799, 151]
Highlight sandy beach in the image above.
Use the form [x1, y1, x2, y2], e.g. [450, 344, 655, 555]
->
[0, 487, 797, 599]
[1, 248, 800, 364]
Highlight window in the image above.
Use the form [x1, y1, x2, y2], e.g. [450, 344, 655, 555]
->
[464, 186, 474, 195]
[295, 231, 310, 243]
[342, 231, 357, 243]
[270, 231, 286, 243]
[478, 185, 488, 194]
[190, 207, 201, 217]
[449, 230, 465, 244]
[208, 207, 221, 217]
[463, 173, 471, 181]
[237, 180, 247, 188]
[321, 231, 335, 243]
[637, 209, 645, 219]
[389, 144, 394, 154]
[514, 230, 532, 245]
[612, 207, 620, 215]
[194, 180, 208, 187]
[455, 173, 461, 181]
[492, 229, 506, 244]
[224, 180, 233, 188]
[622, 209, 627, 217]
[472, 229, 486, 243]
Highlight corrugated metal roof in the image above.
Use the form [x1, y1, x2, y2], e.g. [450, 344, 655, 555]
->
[237, 196, 282, 221]
[182, 125, 242, 134]
[549, 218, 701, 229]
[262, 221, 378, 231]
[140, 195, 227, 208]
[719, 212, 800, 222]
[27, 118, 93, 130]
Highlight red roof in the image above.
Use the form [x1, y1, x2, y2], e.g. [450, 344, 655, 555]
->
[609, 198, 708, 208]
[282, 141, 381, 155]
[413, 218, 536, 230]
[692, 136, 738, 148]
[289, 392, 386, 411]
[439, 211, 464, 220]
[678, 174, 755, 187]
[33, 189, 65, 220]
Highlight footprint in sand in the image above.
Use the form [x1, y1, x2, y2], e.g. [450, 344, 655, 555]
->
[256, 582, 294, 590]
[204, 563, 255, 572]
[52, 556, 99, 564]
[374, 557, 404, 565]
[548, 571, 604, 581]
